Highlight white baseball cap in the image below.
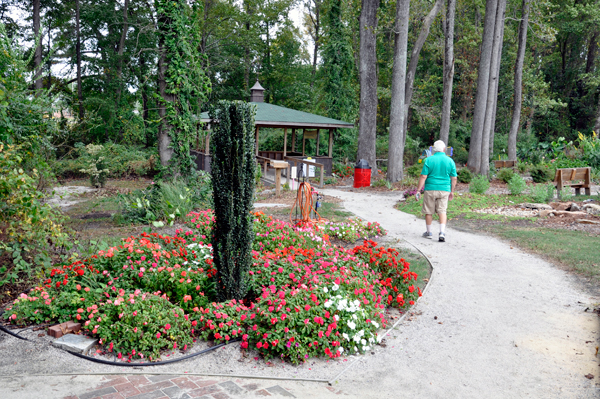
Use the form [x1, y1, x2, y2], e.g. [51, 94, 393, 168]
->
[433, 140, 446, 152]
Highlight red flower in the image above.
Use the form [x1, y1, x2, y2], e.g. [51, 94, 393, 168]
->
[256, 342, 263, 349]
[165, 323, 171, 330]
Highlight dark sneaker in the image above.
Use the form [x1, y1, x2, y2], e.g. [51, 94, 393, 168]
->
[422, 232, 433, 239]
[439, 232, 446, 242]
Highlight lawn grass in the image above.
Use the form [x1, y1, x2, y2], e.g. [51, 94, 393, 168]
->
[490, 226, 600, 281]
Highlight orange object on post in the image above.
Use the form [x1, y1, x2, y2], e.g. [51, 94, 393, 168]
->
[353, 159, 372, 188]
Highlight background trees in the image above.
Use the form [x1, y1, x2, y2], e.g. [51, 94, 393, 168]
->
[0, 0, 598, 176]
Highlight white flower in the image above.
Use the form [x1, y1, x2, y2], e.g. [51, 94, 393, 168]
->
[347, 321, 356, 330]
[372, 321, 379, 329]
[352, 314, 357, 320]
[334, 315, 339, 321]
[353, 300, 360, 307]
[354, 346, 358, 352]
[323, 287, 328, 293]
[376, 335, 382, 343]
[342, 333, 349, 341]
[332, 284, 339, 291]
[339, 347, 344, 354]
[324, 300, 332, 308]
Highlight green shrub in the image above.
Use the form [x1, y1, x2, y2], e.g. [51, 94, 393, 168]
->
[496, 168, 515, 183]
[559, 187, 572, 200]
[53, 143, 158, 179]
[457, 168, 473, 183]
[469, 174, 490, 194]
[405, 163, 423, 178]
[529, 165, 554, 183]
[507, 174, 527, 195]
[372, 178, 388, 188]
[530, 184, 555, 203]
[517, 162, 528, 173]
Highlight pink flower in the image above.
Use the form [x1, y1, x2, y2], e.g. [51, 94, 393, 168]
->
[10, 314, 16, 320]
[165, 324, 171, 330]
[156, 332, 161, 338]
[133, 311, 137, 316]
[173, 342, 177, 349]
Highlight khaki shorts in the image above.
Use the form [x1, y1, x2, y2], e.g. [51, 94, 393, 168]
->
[422, 190, 450, 215]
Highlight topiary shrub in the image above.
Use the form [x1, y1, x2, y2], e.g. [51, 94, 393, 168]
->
[457, 167, 473, 183]
[496, 168, 515, 184]
[209, 101, 256, 301]
[469, 174, 490, 194]
[529, 165, 554, 183]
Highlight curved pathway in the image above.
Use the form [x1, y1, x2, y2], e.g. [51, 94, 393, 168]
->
[1, 189, 598, 398]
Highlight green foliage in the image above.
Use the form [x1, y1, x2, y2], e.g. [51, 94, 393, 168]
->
[457, 168, 473, 184]
[404, 164, 423, 178]
[53, 143, 158, 179]
[210, 101, 256, 301]
[0, 144, 70, 286]
[78, 144, 109, 188]
[559, 186, 572, 200]
[530, 183, 555, 203]
[155, 0, 211, 177]
[507, 174, 527, 195]
[529, 165, 554, 183]
[469, 175, 490, 194]
[118, 174, 211, 225]
[496, 168, 515, 184]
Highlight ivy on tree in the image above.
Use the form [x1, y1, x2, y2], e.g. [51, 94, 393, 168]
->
[209, 101, 256, 301]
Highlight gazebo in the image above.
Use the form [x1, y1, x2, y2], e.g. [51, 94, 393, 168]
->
[191, 82, 354, 186]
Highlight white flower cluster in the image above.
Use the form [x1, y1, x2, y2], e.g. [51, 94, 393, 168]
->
[184, 243, 213, 269]
[322, 285, 381, 355]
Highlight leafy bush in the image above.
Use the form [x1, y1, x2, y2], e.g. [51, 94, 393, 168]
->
[496, 168, 515, 183]
[517, 162, 528, 174]
[0, 144, 70, 286]
[507, 174, 527, 195]
[559, 187, 572, 200]
[404, 164, 422, 178]
[530, 184, 555, 203]
[457, 168, 473, 183]
[78, 144, 109, 187]
[469, 175, 489, 194]
[403, 187, 424, 199]
[333, 162, 353, 178]
[53, 143, 158, 179]
[529, 165, 554, 183]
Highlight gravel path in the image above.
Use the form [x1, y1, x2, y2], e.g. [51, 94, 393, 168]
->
[1, 189, 599, 398]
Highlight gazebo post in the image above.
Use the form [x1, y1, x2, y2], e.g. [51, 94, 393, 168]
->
[255, 126, 259, 156]
[291, 128, 296, 152]
[205, 124, 211, 155]
[328, 128, 334, 157]
[316, 129, 320, 156]
[302, 129, 306, 156]
[283, 128, 287, 158]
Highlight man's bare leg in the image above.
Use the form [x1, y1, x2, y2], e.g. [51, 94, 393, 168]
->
[439, 212, 447, 234]
[425, 214, 433, 234]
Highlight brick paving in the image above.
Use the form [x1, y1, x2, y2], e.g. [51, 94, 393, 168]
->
[62, 375, 300, 399]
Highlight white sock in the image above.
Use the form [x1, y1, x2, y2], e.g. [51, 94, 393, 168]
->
[426, 224, 431, 233]
[440, 224, 446, 234]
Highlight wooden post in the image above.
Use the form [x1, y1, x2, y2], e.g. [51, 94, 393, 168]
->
[255, 126, 260, 156]
[283, 128, 287, 157]
[275, 168, 282, 197]
[302, 129, 306, 156]
[328, 128, 334, 157]
[205, 125, 211, 155]
[316, 129, 320, 156]
[291, 128, 296, 152]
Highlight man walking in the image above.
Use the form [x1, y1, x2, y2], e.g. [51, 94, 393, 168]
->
[415, 140, 457, 242]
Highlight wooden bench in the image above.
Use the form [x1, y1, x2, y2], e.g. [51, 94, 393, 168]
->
[494, 160, 516, 168]
[554, 167, 591, 196]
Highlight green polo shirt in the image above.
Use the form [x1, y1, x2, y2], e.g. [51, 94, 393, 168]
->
[421, 152, 457, 192]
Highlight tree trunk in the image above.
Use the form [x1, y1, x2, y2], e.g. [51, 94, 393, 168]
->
[33, 0, 43, 91]
[157, 9, 175, 167]
[357, 0, 380, 175]
[585, 31, 598, 74]
[402, 0, 444, 135]
[76, 0, 84, 120]
[115, 0, 130, 105]
[387, 0, 410, 182]
[467, 0, 499, 173]
[479, 0, 506, 176]
[308, 0, 322, 86]
[595, 93, 600, 134]
[440, 0, 456, 145]
[507, 0, 530, 161]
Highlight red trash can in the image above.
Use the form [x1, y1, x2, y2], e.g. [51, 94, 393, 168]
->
[353, 159, 372, 188]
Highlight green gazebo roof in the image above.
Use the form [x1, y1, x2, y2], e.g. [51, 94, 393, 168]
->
[200, 102, 354, 129]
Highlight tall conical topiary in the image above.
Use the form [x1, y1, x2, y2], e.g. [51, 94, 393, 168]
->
[209, 101, 256, 301]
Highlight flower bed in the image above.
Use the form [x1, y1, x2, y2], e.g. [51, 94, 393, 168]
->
[4, 211, 421, 363]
